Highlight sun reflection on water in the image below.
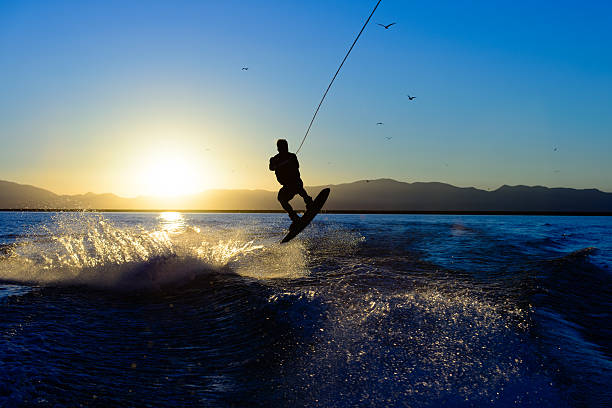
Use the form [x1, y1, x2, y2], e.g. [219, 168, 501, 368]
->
[158, 212, 186, 234]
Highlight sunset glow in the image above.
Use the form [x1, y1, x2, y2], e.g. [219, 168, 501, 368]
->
[136, 149, 209, 197]
[1, 1, 612, 196]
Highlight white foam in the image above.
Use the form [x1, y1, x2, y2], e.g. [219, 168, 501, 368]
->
[0, 212, 309, 289]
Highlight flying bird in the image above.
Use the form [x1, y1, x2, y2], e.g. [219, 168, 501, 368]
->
[385, 136, 392, 140]
[553, 147, 557, 151]
[407, 95, 416, 100]
[241, 67, 248, 71]
[376, 122, 384, 125]
[377, 23, 396, 29]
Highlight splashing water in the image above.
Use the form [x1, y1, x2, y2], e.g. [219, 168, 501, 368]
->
[1, 213, 610, 407]
[0, 212, 307, 289]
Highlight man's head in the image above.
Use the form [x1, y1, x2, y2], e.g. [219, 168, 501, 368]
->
[277, 139, 289, 153]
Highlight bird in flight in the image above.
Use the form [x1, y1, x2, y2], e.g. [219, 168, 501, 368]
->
[385, 136, 392, 140]
[407, 95, 416, 100]
[376, 122, 384, 125]
[241, 67, 248, 71]
[377, 23, 396, 29]
[553, 147, 558, 151]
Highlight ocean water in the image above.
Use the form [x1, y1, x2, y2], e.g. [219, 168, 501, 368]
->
[0, 211, 610, 407]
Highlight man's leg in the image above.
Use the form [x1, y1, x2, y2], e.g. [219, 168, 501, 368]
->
[296, 182, 314, 210]
[278, 186, 300, 223]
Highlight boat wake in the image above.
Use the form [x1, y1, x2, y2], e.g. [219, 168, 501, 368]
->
[0, 212, 307, 290]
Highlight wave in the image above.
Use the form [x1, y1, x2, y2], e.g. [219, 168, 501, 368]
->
[561, 246, 599, 259]
[0, 212, 308, 290]
[530, 245, 612, 405]
[3, 212, 609, 406]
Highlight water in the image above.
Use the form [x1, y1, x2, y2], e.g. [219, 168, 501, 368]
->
[0, 211, 610, 407]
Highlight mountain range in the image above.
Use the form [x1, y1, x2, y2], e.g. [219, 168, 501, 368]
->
[1, 179, 612, 212]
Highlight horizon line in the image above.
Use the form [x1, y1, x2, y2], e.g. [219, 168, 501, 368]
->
[1, 209, 611, 216]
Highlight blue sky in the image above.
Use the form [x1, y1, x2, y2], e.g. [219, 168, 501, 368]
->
[1, 0, 611, 196]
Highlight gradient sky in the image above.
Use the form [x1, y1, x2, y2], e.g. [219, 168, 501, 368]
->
[1, 0, 611, 196]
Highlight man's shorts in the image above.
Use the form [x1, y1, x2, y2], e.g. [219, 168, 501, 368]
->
[278, 180, 305, 203]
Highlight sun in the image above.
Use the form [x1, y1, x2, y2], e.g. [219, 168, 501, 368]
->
[137, 148, 209, 197]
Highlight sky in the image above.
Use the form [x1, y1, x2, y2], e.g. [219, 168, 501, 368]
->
[1, 0, 611, 197]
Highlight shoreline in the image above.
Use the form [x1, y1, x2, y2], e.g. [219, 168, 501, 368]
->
[1, 209, 612, 216]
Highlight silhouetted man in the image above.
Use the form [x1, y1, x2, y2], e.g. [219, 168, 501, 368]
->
[269, 139, 313, 224]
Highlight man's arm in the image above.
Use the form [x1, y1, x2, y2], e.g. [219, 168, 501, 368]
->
[270, 155, 294, 170]
[292, 153, 299, 169]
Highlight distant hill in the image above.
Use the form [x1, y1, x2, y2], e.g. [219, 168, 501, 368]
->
[313, 179, 612, 212]
[1, 178, 612, 212]
[0, 180, 68, 209]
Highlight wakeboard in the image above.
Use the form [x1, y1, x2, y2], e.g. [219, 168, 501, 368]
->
[281, 188, 330, 243]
